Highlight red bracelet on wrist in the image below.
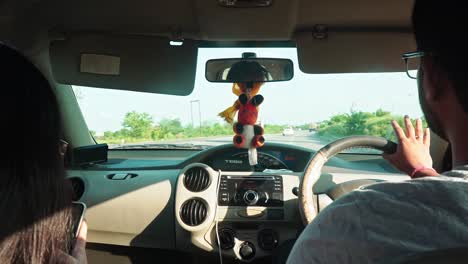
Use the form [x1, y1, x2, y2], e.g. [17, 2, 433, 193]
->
[410, 166, 437, 178]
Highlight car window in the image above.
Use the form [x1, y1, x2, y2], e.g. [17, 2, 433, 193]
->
[73, 47, 423, 153]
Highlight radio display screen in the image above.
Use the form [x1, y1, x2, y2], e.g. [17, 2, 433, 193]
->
[238, 179, 271, 190]
[218, 175, 283, 207]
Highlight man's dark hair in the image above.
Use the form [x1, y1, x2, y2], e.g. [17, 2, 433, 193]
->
[226, 60, 269, 82]
[413, 0, 468, 111]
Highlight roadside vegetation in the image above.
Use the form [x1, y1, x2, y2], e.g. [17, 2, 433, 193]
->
[93, 111, 286, 144]
[316, 109, 424, 143]
[92, 109, 419, 145]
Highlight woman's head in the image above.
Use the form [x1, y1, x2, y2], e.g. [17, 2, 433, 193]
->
[0, 44, 72, 263]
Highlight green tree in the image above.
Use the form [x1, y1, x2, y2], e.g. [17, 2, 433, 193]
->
[344, 111, 371, 135]
[122, 111, 154, 138]
[375, 108, 390, 117]
[158, 118, 184, 139]
[329, 114, 348, 125]
[159, 118, 183, 133]
[104, 131, 114, 138]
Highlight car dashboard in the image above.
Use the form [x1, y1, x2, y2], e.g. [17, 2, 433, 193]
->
[200, 144, 311, 172]
[68, 143, 410, 262]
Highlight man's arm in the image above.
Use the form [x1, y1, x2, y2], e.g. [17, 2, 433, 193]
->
[287, 193, 380, 264]
[286, 182, 443, 264]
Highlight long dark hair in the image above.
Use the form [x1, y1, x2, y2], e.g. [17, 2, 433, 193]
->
[0, 45, 73, 263]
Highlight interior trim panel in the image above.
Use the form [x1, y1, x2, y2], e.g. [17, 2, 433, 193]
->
[68, 169, 179, 249]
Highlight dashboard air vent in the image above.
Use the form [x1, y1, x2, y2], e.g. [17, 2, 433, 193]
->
[180, 199, 208, 226]
[183, 167, 211, 192]
[69, 177, 85, 201]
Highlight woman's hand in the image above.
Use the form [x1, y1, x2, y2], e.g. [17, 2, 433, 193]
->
[55, 220, 88, 264]
[383, 116, 438, 178]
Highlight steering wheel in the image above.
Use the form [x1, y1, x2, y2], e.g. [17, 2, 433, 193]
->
[299, 136, 397, 225]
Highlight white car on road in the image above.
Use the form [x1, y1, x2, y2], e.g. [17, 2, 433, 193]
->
[282, 127, 295, 136]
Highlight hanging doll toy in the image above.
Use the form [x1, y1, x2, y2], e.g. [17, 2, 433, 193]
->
[218, 60, 268, 166]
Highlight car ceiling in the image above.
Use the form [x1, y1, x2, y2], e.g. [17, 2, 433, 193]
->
[2, 0, 414, 41]
[0, 0, 416, 95]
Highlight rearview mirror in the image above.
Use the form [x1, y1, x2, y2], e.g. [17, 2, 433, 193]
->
[205, 56, 294, 83]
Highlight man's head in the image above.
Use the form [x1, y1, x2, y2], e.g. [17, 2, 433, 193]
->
[226, 60, 268, 90]
[413, 0, 468, 140]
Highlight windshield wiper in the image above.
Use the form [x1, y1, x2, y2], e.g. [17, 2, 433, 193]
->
[111, 143, 210, 150]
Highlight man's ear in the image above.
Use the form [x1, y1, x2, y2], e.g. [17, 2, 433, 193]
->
[422, 57, 452, 101]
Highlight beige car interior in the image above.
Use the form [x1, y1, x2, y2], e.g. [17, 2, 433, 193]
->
[1, 0, 452, 263]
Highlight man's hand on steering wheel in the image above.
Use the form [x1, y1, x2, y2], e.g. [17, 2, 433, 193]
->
[383, 115, 438, 178]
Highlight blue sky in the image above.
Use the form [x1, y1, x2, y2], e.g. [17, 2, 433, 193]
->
[73, 48, 423, 133]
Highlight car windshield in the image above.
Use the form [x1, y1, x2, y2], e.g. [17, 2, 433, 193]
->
[73, 47, 423, 153]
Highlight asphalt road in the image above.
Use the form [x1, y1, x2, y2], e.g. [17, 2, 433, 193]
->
[112, 130, 330, 150]
[187, 130, 327, 149]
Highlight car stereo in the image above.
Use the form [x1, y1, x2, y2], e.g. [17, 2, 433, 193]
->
[218, 175, 283, 207]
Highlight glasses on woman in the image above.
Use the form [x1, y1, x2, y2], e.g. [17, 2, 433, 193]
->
[402, 51, 426, 79]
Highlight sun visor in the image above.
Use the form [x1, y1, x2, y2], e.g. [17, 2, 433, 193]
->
[296, 31, 416, 74]
[50, 35, 198, 96]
